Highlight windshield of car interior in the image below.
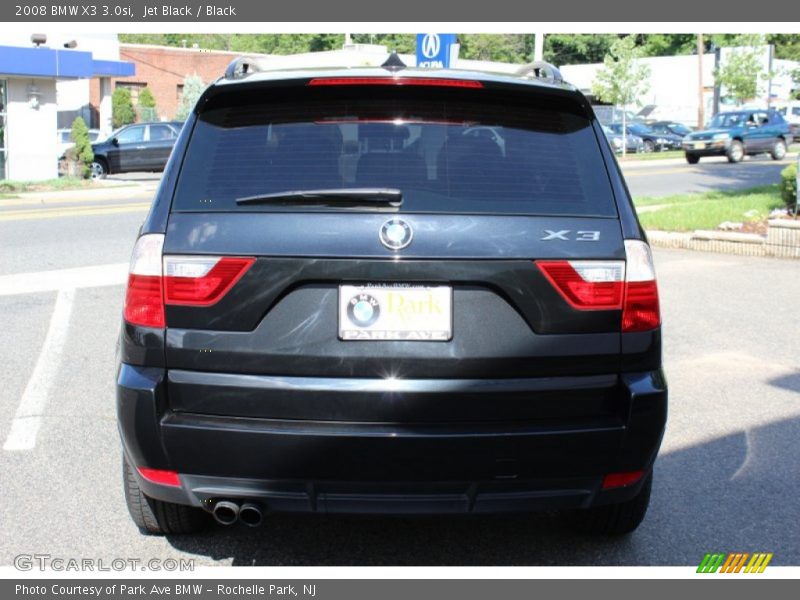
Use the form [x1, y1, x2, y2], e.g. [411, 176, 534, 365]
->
[708, 113, 747, 129]
[171, 85, 617, 217]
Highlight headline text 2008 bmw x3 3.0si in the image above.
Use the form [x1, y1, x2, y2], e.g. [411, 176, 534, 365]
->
[116, 56, 666, 536]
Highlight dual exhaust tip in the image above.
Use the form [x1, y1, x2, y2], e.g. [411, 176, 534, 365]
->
[211, 500, 264, 527]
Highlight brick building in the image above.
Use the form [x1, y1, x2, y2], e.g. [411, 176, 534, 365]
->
[89, 44, 260, 122]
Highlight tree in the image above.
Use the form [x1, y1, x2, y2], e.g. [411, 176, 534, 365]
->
[713, 34, 771, 106]
[591, 36, 651, 157]
[111, 87, 136, 128]
[792, 67, 800, 100]
[175, 75, 206, 121]
[137, 87, 157, 122]
[544, 34, 620, 65]
[65, 117, 94, 179]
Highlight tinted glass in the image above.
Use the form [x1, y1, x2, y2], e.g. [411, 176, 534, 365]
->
[116, 126, 145, 144]
[149, 124, 177, 141]
[173, 87, 616, 217]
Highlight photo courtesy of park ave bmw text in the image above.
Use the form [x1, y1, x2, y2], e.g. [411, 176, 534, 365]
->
[0, 0, 799, 593]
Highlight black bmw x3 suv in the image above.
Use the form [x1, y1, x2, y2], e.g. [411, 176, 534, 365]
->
[117, 58, 667, 536]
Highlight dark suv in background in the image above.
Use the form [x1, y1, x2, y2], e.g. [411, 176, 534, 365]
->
[91, 121, 183, 178]
[117, 58, 667, 537]
[682, 109, 793, 163]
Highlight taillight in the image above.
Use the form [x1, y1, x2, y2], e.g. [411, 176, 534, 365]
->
[535, 240, 660, 333]
[123, 234, 165, 328]
[123, 234, 255, 328]
[307, 77, 484, 88]
[622, 240, 660, 332]
[163, 256, 255, 307]
[537, 261, 625, 310]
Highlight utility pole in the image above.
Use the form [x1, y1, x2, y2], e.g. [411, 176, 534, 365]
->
[697, 33, 705, 130]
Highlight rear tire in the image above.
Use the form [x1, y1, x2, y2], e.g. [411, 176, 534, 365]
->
[563, 472, 652, 535]
[770, 138, 787, 160]
[123, 457, 208, 535]
[685, 153, 700, 164]
[726, 140, 744, 163]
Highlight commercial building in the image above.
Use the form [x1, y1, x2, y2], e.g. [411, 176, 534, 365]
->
[0, 33, 132, 181]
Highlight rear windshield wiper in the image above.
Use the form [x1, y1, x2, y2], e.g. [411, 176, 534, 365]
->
[235, 188, 402, 208]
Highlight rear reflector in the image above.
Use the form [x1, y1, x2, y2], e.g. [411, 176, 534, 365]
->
[123, 234, 165, 328]
[622, 240, 660, 332]
[164, 256, 255, 307]
[137, 467, 181, 488]
[536, 261, 624, 310]
[602, 470, 645, 490]
[308, 77, 484, 89]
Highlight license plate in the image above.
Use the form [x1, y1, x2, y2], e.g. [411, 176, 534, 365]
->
[693, 141, 706, 149]
[339, 284, 452, 341]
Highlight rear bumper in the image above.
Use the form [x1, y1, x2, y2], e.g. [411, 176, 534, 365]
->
[117, 364, 667, 514]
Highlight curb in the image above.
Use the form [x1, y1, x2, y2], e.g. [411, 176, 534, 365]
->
[647, 220, 800, 259]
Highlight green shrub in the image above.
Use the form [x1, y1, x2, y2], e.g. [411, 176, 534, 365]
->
[138, 87, 156, 109]
[65, 117, 94, 179]
[112, 87, 136, 128]
[175, 75, 206, 121]
[138, 88, 157, 122]
[780, 163, 798, 210]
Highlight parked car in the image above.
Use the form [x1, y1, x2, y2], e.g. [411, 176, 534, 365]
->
[609, 122, 682, 152]
[775, 101, 800, 138]
[682, 109, 793, 164]
[591, 105, 637, 127]
[117, 58, 666, 536]
[647, 121, 694, 138]
[601, 125, 644, 154]
[57, 127, 101, 158]
[90, 121, 183, 178]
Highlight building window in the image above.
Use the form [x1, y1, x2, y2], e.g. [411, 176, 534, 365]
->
[0, 79, 7, 180]
[176, 84, 184, 103]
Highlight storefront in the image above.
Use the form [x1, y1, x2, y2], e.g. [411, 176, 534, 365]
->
[0, 79, 6, 179]
[0, 43, 133, 181]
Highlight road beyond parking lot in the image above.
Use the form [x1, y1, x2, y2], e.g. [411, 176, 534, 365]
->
[0, 181, 798, 567]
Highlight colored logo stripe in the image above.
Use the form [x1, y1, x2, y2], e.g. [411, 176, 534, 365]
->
[697, 552, 773, 573]
[697, 553, 725, 573]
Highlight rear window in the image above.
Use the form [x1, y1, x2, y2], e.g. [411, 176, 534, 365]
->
[172, 85, 616, 217]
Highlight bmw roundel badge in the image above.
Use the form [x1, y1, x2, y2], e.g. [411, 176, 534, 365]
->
[379, 218, 413, 251]
[347, 293, 381, 327]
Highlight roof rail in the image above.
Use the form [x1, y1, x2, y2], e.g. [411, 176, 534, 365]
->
[224, 56, 266, 80]
[514, 61, 564, 84]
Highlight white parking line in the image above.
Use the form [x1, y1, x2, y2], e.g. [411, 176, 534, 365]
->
[4, 288, 76, 451]
[0, 263, 128, 296]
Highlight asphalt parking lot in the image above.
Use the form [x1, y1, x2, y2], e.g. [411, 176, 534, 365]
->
[0, 168, 798, 566]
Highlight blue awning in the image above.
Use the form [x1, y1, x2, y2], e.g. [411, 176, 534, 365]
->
[0, 45, 135, 79]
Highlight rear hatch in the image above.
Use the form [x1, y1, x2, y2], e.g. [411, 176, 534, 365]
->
[161, 77, 630, 423]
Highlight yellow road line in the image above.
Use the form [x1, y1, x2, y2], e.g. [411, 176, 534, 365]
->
[0, 202, 150, 221]
[0, 193, 153, 208]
